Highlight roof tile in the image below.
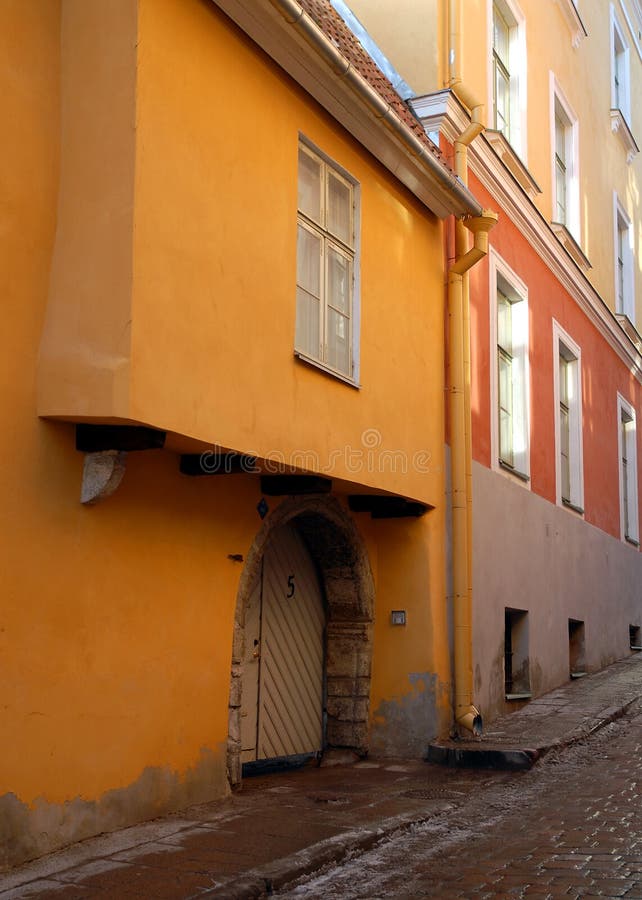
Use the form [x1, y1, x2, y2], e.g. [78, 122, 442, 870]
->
[298, 0, 449, 169]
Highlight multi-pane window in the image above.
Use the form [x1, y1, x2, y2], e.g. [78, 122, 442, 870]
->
[611, 10, 630, 123]
[554, 324, 583, 511]
[296, 143, 356, 379]
[554, 104, 567, 226]
[614, 198, 634, 323]
[491, 253, 529, 480]
[551, 83, 579, 240]
[614, 44, 624, 111]
[617, 225, 625, 311]
[622, 412, 630, 531]
[491, 0, 525, 153]
[493, 4, 511, 139]
[618, 395, 639, 544]
[559, 354, 571, 503]
[497, 289, 514, 466]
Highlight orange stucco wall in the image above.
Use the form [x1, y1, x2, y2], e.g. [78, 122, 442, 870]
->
[469, 172, 642, 541]
[3, 0, 453, 868]
[129, 0, 446, 505]
[38, 0, 449, 508]
[38, 0, 137, 418]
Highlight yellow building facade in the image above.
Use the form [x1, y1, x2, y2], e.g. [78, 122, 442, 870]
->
[347, 0, 642, 328]
[347, 0, 642, 723]
[0, 0, 482, 868]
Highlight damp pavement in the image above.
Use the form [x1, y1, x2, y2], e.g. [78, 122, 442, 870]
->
[277, 677, 642, 898]
[2, 654, 642, 900]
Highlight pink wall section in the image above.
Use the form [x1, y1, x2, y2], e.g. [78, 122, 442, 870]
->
[467, 172, 641, 544]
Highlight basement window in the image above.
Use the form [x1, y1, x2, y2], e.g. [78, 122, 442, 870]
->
[569, 619, 586, 678]
[630, 625, 642, 651]
[505, 608, 531, 699]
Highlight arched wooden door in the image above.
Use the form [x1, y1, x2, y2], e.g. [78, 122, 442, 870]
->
[241, 522, 325, 763]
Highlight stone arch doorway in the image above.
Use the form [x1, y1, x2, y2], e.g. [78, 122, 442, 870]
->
[227, 496, 375, 786]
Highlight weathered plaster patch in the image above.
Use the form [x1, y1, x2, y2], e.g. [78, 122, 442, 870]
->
[0, 745, 228, 871]
[369, 673, 438, 757]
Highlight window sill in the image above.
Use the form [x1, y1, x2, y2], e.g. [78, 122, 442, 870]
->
[630, 645, 642, 652]
[499, 460, 530, 483]
[484, 130, 541, 201]
[615, 314, 642, 352]
[570, 671, 587, 679]
[555, 0, 588, 47]
[294, 351, 360, 389]
[505, 692, 532, 701]
[611, 109, 639, 163]
[550, 222, 591, 273]
[625, 535, 640, 548]
[562, 498, 584, 516]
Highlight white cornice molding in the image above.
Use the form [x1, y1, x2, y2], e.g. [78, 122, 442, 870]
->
[611, 108, 640, 163]
[550, 222, 592, 273]
[484, 130, 542, 201]
[555, 0, 588, 48]
[410, 90, 642, 383]
[411, 90, 469, 144]
[616, 313, 642, 351]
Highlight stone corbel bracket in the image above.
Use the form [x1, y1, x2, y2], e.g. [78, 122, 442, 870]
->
[76, 425, 166, 505]
[81, 450, 127, 505]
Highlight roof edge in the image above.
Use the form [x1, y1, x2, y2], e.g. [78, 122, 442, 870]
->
[212, 0, 483, 218]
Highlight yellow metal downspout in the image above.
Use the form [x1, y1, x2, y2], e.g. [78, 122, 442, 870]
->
[447, 0, 498, 736]
[449, 215, 497, 737]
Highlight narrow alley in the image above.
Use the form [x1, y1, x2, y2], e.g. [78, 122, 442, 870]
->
[280, 704, 642, 899]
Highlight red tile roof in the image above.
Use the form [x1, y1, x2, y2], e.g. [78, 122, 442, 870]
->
[298, 0, 449, 168]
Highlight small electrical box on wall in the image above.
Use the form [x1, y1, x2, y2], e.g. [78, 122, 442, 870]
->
[390, 610, 406, 626]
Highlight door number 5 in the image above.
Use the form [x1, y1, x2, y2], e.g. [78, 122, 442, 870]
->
[287, 574, 295, 598]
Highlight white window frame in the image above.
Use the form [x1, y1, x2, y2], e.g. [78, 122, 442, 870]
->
[489, 249, 530, 483]
[613, 193, 635, 323]
[550, 75, 580, 241]
[295, 137, 361, 385]
[617, 393, 639, 545]
[611, 5, 631, 123]
[488, 0, 527, 158]
[553, 321, 584, 512]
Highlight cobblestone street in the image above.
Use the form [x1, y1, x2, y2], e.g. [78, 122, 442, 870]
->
[281, 703, 642, 899]
[4, 660, 642, 900]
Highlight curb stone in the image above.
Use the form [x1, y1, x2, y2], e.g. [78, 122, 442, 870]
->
[200, 803, 453, 899]
[426, 745, 539, 770]
[586, 697, 639, 735]
[427, 693, 642, 771]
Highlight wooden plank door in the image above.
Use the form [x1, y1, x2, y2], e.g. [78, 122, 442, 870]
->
[257, 523, 325, 760]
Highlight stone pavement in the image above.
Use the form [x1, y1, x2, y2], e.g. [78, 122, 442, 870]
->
[423, 707, 642, 900]
[429, 653, 642, 770]
[2, 654, 642, 900]
[278, 683, 642, 898]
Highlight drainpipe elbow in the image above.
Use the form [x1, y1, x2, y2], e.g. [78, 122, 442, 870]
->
[456, 706, 483, 737]
[455, 105, 485, 149]
[450, 209, 498, 275]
